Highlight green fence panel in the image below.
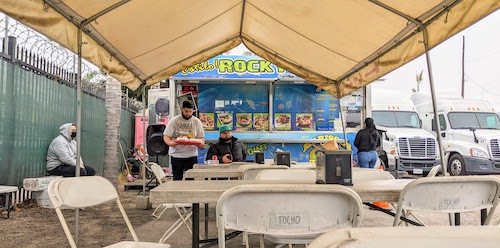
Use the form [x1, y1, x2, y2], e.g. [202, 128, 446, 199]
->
[0, 59, 15, 184]
[0, 59, 135, 186]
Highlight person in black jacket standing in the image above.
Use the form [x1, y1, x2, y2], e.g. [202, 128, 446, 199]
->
[354, 118, 380, 168]
[206, 125, 247, 163]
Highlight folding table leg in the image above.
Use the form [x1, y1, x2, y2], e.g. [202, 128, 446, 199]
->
[454, 213, 461, 226]
[6, 193, 11, 219]
[192, 203, 200, 248]
[481, 209, 487, 225]
[205, 203, 209, 239]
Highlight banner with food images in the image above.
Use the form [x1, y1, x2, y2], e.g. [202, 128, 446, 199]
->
[198, 132, 358, 163]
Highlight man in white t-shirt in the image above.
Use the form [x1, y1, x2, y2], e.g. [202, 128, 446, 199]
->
[163, 100, 205, 180]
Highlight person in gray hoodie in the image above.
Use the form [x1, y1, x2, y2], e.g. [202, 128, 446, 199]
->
[46, 123, 95, 177]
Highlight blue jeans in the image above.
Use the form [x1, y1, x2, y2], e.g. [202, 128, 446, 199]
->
[358, 151, 378, 168]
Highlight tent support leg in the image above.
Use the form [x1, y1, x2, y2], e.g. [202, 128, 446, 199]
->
[336, 84, 348, 149]
[73, 27, 84, 246]
[142, 87, 147, 196]
[421, 27, 448, 176]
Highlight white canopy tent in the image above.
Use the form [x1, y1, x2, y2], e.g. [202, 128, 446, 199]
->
[1, 0, 497, 177]
[1, 1, 498, 245]
[1, 0, 497, 97]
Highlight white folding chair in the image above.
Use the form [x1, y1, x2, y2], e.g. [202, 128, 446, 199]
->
[231, 162, 260, 169]
[241, 165, 290, 180]
[426, 164, 450, 177]
[308, 226, 500, 248]
[217, 184, 363, 248]
[394, 164, 448, 225]
[255, 169, 316, 184]
[149, 163, 198, 243]
[393, 176, 500, 226]
[351, 168, 424, 225]
[238, 169, 317, 247]
[47, 176, 170, 248]
[426, 165, 441, 177]
[351, 168, 395, 181]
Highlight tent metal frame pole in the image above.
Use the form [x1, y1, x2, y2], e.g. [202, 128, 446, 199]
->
[338, 0, 463, 83]
[268, 81, 274, 132]
[422, 28, 447, 176]
[238, 0, 247, 36]
[74, 27, 83, 245]
[142, 87, 147, 196]
[336, 84, 348, 149]
[368, 0, 452, 175]
[81, 0, 131, 26]
[43, 0, 144, 82]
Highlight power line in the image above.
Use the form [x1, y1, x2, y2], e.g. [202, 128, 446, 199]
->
[464, 73, 500, 97]
[465, 51, 500, 62]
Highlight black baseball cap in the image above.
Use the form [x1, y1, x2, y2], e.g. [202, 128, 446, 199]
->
[182, 100, 194, 109]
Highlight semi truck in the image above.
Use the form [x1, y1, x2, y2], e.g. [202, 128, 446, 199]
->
[411, 92, 500, 175]
[367, 87, 439, 175]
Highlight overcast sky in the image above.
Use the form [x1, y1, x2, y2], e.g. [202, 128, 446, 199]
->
[378, 10, 500, 105]
[230, 10, 500, 105]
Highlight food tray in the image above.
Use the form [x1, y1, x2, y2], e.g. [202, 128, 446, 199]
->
[175, 139, 202, 145]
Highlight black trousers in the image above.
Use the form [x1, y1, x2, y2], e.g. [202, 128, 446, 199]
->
[171, 156, 197, 180]
[48, 165, 96, 177]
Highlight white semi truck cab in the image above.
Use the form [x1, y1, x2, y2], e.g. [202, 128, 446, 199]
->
[369, 89, 439, 175]
[411, 92, 500, 176]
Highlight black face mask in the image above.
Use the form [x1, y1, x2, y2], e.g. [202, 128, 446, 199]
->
[182, 114, 192, 120]
[71, 132, 77, 139]
[220, 137, 231, 143]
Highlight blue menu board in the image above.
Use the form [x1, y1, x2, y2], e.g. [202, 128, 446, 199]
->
[315, 92, 340, 131]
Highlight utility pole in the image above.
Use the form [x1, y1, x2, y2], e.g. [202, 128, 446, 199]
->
[461, 36, 465, 99]
[3, 16, 9, 53]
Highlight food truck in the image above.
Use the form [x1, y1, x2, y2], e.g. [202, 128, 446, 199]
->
[155, 55, 366, 163]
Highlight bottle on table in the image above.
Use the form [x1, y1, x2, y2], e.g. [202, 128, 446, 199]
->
[212, 155, 219, 165]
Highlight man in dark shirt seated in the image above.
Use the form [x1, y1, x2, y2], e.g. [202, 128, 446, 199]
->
[206, 125, 247, 163]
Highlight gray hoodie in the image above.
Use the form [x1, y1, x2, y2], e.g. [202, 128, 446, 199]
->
[46, 123, 83, 171]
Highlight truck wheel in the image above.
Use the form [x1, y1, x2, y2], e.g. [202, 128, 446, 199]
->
[448, 154, 466, 176]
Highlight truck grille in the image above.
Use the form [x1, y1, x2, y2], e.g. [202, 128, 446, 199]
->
[398, 138, 436, 158]
[491, 139, 500, 160]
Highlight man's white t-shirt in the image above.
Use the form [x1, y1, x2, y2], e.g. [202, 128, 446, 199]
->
[163, 114, 205, 158]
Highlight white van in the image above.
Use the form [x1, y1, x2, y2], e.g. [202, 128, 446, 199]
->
[368, 88, 439, 175]
[411, 92, 500, 175]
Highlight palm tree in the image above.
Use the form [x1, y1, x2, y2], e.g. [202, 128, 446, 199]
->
[416, 70, 424, 91]
[104, 76, 122, 187]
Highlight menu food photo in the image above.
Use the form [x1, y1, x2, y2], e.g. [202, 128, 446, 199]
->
[217, 112, 234, 129]
[236, 113, 253, 130]
[199, 113, 215, 130]
[274, 113, 291, 130]
[253, 113, 269, 130]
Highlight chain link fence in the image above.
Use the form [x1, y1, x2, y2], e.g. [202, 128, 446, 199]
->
[0, 13, 143, 112]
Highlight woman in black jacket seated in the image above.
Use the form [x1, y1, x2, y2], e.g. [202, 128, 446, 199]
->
[206, 125, 247, 163]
